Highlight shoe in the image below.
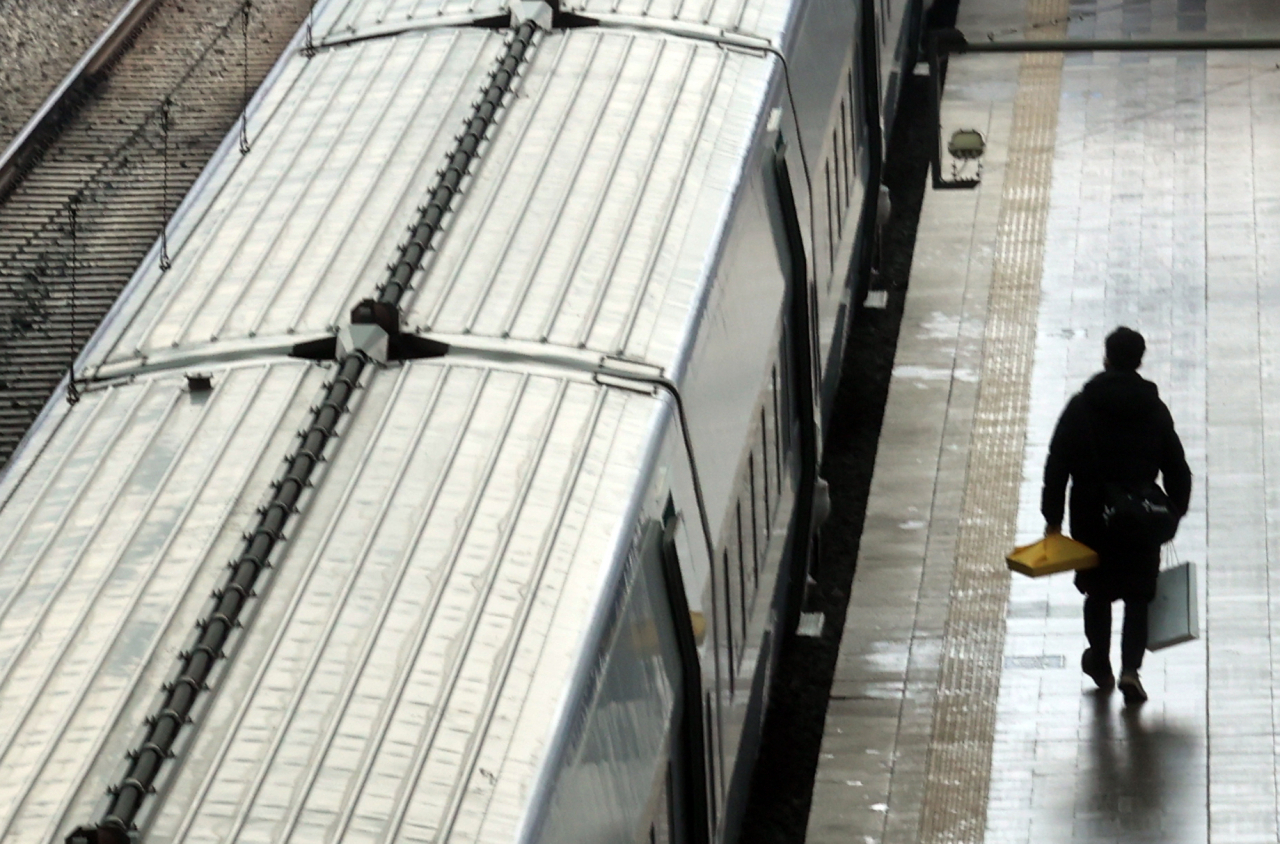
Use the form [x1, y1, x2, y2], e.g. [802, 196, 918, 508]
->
[1118, 670, 1148, 704]
[1082, 648, 1115, 691]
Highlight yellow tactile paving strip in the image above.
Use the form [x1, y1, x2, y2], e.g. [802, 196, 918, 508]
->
[916, 2, 1070, 841]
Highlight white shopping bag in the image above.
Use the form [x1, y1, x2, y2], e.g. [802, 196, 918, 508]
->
[1148, 560, 1198, 651]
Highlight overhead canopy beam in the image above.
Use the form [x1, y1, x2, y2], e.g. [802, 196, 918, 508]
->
[927, 30, 1280, 189]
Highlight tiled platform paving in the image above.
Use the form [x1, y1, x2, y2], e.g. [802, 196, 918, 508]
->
[806, 1, 1280, 842]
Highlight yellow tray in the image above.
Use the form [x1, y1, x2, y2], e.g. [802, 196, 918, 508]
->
[1006, 533, 1099, 577]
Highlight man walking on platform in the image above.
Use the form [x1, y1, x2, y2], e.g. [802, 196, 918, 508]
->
[1041, 327, 1192, 704]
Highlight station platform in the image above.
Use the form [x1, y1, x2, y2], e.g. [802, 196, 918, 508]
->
[806, 0, 1280, 842]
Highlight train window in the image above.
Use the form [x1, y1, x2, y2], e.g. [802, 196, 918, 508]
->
[748, 452, 761, 581]
[771, 364, 783, 490]
[824, 161, 835, 276]
[776, 333, 792, 461]
[650, 766, 672, 844]
[841, 96, 852, 202]
[705, 689, 720, 829]
[846, 68, 858, 186]
[759, 407, 772, 529]
[736, 501, 748, 643]
[833, 128, 844, 239]
[721, 548, 736, 690]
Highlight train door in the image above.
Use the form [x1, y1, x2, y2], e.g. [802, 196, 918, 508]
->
[860, 0, 886, 180]
[768, 135, 824, 632]
[658, 498, 718, 844]
[873, 0, 924, 137]
[871, 0, 889, 127]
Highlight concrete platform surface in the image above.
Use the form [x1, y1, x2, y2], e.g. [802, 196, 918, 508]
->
[806, 0, 1280, 842]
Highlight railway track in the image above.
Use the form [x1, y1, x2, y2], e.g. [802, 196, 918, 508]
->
[0, 0, 315, 468]
[0, 0, 127, 152]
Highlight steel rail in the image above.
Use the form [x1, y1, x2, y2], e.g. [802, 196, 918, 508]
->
[64, 17, 541, 844]
[0, 0, 164, 199]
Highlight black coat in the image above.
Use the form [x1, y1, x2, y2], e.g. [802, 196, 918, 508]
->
[1041, 369, 1192, 601]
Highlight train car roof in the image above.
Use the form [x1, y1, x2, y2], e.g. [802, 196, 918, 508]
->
[324, 0, 789, 39]
[0, 358, 661, 842]
[1, 0, 791, 838]
[81, 9, 779, 383]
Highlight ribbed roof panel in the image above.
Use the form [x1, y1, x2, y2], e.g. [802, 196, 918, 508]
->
[0, 362, 327, 843]
[402, 30, 773, 371]
[569, 0, 789, 42]
[319, 0, 511, 38]
[0, 361, 658, 843]
[84, 28, 501, 372]
[139, 363, 656, 844]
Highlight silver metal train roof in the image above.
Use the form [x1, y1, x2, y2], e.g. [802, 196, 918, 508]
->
[81, 3, 779, 380]
[322, 0, 789, 44]
[0, 359, 659, 843]
[0, 0, 789, 837]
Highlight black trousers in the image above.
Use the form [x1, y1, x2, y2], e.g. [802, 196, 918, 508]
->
[1084, 594, 1149, 672]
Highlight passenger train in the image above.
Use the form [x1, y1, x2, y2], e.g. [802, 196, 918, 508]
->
[0, 0, 928, 841]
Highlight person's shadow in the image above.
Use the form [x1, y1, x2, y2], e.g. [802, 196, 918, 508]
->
[1081, 694, 1201, 840]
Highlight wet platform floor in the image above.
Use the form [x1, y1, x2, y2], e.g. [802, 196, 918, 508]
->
[806, 0, 1280, 842]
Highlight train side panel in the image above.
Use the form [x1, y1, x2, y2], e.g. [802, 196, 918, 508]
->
[780, 0, 875, 409]
[528, 470, 683, 844]
[874, 0, 924, 139]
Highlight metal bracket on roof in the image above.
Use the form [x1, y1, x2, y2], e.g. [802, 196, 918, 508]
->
[338, 323, 391, 363]
[314, 5, 597, 42]
[594, 356, 665, 395]
[513, 0, 600, 30]
[289, 300, 449, 364]
[511, 0, 554, 29]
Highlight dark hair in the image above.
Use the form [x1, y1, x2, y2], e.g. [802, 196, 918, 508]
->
[1105, 326, 1145, 371]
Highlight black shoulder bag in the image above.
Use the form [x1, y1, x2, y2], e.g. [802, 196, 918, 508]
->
[1087, 408, 1179, 545]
